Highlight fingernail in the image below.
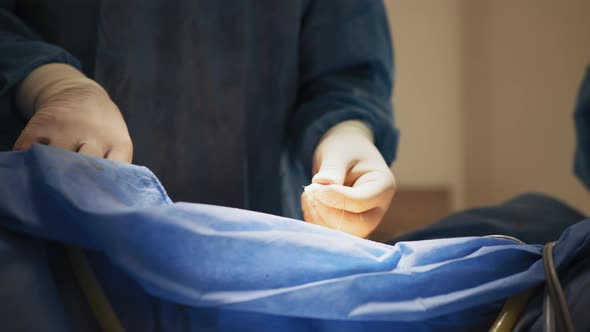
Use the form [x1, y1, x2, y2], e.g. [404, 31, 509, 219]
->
[312, 173, 335, 184]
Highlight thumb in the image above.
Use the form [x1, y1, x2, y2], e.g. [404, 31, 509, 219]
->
[312, 155, 348, 185]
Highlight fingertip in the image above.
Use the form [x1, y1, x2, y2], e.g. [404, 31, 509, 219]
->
[312, 167, 347, 185]
[304, 183, 329, 194]
[300, 191, 315, 223]
[313, 162, 347, 186]
[312, 174, 338, 185]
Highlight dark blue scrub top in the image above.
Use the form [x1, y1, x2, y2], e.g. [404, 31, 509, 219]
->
[0, 0, 398, 218]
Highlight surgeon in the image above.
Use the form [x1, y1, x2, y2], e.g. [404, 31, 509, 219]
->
[0, 0, 399, 238]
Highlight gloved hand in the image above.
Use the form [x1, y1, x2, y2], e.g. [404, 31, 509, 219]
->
[13, 63, 133, 162]
[302, 120, 396, 238]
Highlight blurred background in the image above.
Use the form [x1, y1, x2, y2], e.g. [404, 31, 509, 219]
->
[373, 0, 590, 241]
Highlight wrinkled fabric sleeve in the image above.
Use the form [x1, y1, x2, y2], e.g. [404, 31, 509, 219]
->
[0, 7, 81, 96]
[288, 0, 399, 176]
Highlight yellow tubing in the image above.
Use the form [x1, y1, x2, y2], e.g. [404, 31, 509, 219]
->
[65, 246, 126, 332]
[489, 289, 535, 332]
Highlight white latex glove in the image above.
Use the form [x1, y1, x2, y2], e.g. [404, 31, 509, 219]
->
[301, 120, 396, 238]
[13, 63, 133, 162]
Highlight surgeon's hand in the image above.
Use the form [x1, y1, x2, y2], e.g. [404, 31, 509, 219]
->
[13, 63, 133, 162]
[301, 120, 396, 238]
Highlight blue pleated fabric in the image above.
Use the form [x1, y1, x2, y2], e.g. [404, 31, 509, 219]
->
[0, 145, 589, 331]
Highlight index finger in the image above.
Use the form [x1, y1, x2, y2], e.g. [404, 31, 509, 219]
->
[305, 170, 395, 213]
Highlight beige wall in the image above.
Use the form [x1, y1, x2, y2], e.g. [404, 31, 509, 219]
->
[385, 0, 465, 210]
[463, 0, 590, 213]
[385, 0, 590, 215]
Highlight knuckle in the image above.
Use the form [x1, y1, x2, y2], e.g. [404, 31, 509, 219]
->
[115, 136, 134, 152]
[28, 110, 58, 127]
[19, 125, 46, 142]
